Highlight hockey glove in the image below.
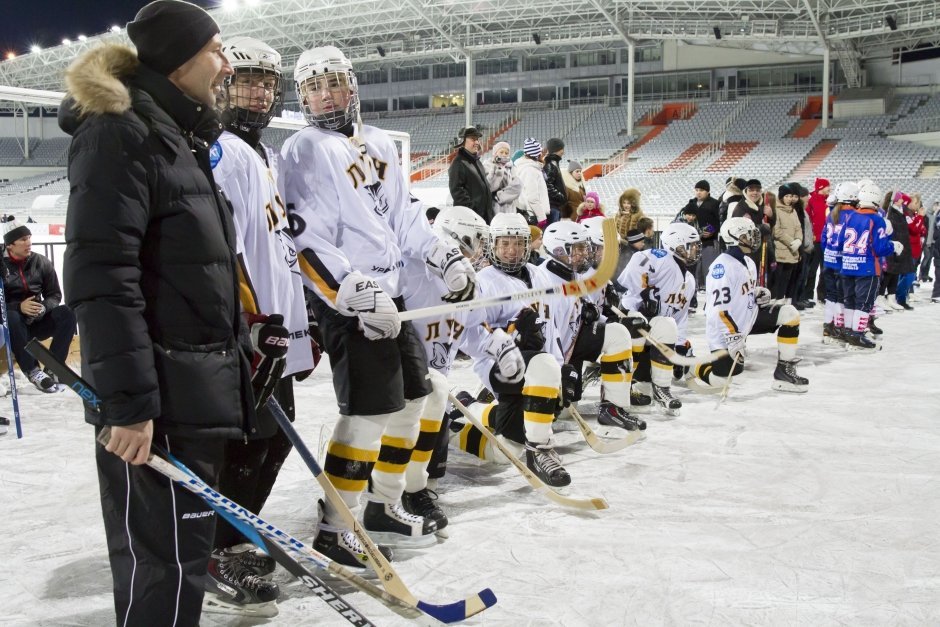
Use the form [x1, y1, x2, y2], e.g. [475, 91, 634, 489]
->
[621, 311, 651, 338]
[638, 286, 661, 319]
[509, 306, 546, 351]
[725, 333, 747, 363]
[891, 240, 904, 256]
[580, 299, 600, 326]
[247, 313, 289, 412]
[560, 363, 582, 406]
[427, 240, 476, 303]
[674, 340, 693, 380]
[486, 328, 525, 384]
[753, 286, 772, 306]
[336, 271, 401, 340]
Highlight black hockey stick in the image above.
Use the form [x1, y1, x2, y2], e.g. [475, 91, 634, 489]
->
[266, 397, 497, 623]
[25, 339, 419, 625]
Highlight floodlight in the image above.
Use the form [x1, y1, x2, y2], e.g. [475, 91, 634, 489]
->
[78, 35, 87, 42]
[532, 33, 541, 45]
[110, 25, 121, 33]
[31, 45, 41, 53]
[713, 26, 722, 39]
[62, 38, 71, 46]
[886, 15, 898, 30]
[377, 45, 386, 57]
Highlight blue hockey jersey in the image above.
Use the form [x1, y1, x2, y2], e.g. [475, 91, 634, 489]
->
[838, 208, 895, 276]
[822, 208, 853, 270]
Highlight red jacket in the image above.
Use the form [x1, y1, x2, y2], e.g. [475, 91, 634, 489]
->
[577, 207, 605, 222]
[806, 192, 829, 242]
[907, 212, 927, 259]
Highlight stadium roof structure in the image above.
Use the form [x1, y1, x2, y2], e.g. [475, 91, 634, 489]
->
[1, 0, 940, 92]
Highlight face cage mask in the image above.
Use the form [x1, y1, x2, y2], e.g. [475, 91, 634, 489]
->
[552, 242, 592, 274]
[298, 71, 360, 131]
[673, 240, 703, 265]
[221, 68, 282, 130]
[487, 236, 530, 274]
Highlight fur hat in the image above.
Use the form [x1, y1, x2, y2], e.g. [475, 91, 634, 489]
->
[126, 0, 220, 76]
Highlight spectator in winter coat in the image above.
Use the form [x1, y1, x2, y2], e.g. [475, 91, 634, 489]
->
[883, 192, 915, 308]
[615, 188, 645, 240]
[803, 177, 830, 302]
[543, 137, 567, 224]
[731, 180, 774, 278]
[1, 221, 76, 392]
[515, 137, 550, 226]
[682, 181, 720, 282]
[920, 201, 938, 282]
[905, 199, 927, 297]
[449, 125, 494, 222]
[483, 141, 522, 215]
[931, 209, 940, 302]
[576, 191, 605, 222]
[771, 184, 803, 302]
[563, 160, 586, 217]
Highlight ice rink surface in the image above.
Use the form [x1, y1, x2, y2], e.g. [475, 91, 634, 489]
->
[2, 287, 939, 626]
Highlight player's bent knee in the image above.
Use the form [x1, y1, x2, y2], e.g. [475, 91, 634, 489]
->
[524, 352, 561, 388]
[601, 322, 631, 354]
[776, 304, 800, 327]
[648, 316, 678, 345]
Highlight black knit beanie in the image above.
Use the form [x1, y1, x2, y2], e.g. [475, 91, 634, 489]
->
[127, 0, 220, 76]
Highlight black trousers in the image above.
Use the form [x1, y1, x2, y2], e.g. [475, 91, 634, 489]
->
[214, 377, 295, 549]
[770, 262, 796, 300]
[8, 305, 76, 375]
[97, 430, 226, 627]
[801, 243, 824, 301]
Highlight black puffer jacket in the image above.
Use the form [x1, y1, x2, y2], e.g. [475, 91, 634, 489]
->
[1, 251, 62, 321]
[448, 147, 494, 223]
[59, 44, 255, 438]
[885, 207, 915, 274]
[543, 153, 568, 211]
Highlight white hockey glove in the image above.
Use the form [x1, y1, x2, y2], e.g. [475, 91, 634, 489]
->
[485, 328, 525, 384]
[891, 240, 904, 256]
[427, 240, 476, 303]
[788, 239, 802, 253]
[725, 333, 747, 362]
[884, 220, 893, 236]
[336, 271, 401, 341]
[753, 286, 772, 306]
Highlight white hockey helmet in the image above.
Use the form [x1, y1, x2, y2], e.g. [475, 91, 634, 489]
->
[433, 206, 488, 267]
[487, 212, 530, 273]
[661, 222, 702, 265]
[294, 45, 359, 130]
[221, 37, 282, 130]
[542, 221, 592, 273]
[857, 181, 882, 209]
[834, 181, 860, 205]
[580, 215, 615, 268]
[720, 217, 761, 252]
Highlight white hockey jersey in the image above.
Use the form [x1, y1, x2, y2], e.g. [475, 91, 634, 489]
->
[704, 252, 759, 351]
[618, 248, 696, 343]
[211, 131, 313, 376]
[459, 264, 562, 385]
[278, 124, 441, 307]
[537, 262, 583, 361]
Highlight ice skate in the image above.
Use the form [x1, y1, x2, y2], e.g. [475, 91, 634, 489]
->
[363, 500, 438, 548]
[844, 330, 880, 352]
[203, 549, 279, 618]
[525, 440, 571, 488]
[597, 401, 646, 431]
[401, 488, 448, 532]
[771, 359, 809, 393]
[27, 368, 56, 393]
[217, 543, 276, 578]
[313, 500, 393, 569]
[629, 387, 653, 414]
[867, 317, 883, 338]
[652, 384, 682, 416]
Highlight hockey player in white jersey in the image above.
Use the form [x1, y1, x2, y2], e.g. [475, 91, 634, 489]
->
[539, 221, 645, 431]
[206, 36, 316, 614]
[693, 217, 809, 392]
[617, 223, 701, 416]
[400, 206, 488, 530]
[453, 213, 573, 487]
[279, 46, 476, 560]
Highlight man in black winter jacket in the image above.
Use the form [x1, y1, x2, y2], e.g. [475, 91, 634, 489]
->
[681, 180, 720, 287]
[1, 221, 76, 392]
[543, 137, 568, 224]
[58, 2, 261, 624]
[448, 125, 494, 222]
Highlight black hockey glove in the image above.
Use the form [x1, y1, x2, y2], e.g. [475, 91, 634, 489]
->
[509, 306, 546, 351]
[560, 363, 582, 407]
[580, 299, 600, 326]
[638, 287, 661, 319]
[247, 313, 289, 411]
[621, 312, 651, 338]
[674, 340, 693, 380]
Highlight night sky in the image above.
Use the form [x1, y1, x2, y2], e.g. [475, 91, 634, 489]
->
[2, 0, 216, 57]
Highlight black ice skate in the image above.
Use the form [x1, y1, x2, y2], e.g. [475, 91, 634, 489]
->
[822, 322, 838, 344]
[217, 544, 276, 578]
[652, 384, 682, 416]
[313, 500, 393, 569]
[525, 441, 571, 488]
[629, 388, 653, 414]
[597, 401, 646, 431]
[401, 488, 448, 531]
[363, 500, 438, 548]
[771, 359, 809, 393]
[844, 330, 880, 352]
[203, 549, 279, 617]
[27, 368, 56, 393]
[867, 317, 884, 337]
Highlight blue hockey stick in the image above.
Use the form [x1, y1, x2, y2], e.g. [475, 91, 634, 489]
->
[0, 277, 23, 438]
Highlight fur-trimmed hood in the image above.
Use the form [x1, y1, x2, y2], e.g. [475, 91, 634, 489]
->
[618, 188, 641, 212]
[62, 45, 138, 121]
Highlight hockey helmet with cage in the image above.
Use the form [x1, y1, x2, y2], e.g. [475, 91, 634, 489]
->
[220, 37, 282, 130]
[295, 45, 359, 130]
[660, 222, 702, 265]
[581, 215, 616, 268]
[857, 181, 882, 209]
[720, 217, 761, 252]
[542, 221, 592, 273]
[432, 206, 488, 268]
[487, 212, 530, 273]
[834, 181, 860, 206]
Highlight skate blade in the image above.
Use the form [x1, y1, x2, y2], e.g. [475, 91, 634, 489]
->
[202, 595, 279, 618]
[628, 404, 653, 415]
[363, 530, 439, 549]
[845, 344, 881, 353]
[771, 381, 809, 393]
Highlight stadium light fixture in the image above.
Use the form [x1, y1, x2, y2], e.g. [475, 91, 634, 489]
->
[31, 45, 42, 53]
[532, 33, 541, 45]
[886, 15, 898, 31]
[5, 51, 15, 60]
[62, 38, 72, 46]
[222, 0, 239, 11]
[78, 35, 87, 42]
[110, 25, 121, 33]
[713, 26, 722, 39]
[377, 45, 386, 57]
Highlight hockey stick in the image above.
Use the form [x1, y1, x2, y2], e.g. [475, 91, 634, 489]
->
[684, 376, 723, 396]
[447, 392, 608, 511]
[714, 353, 741, 409]
[568, 405, 644, 454]
[637, 330, 729, 367]
[0, 279, 23, 438]
[400, 218, 618, 322]
[24, 340, 416, 625]
[265, 397, 497, 624]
